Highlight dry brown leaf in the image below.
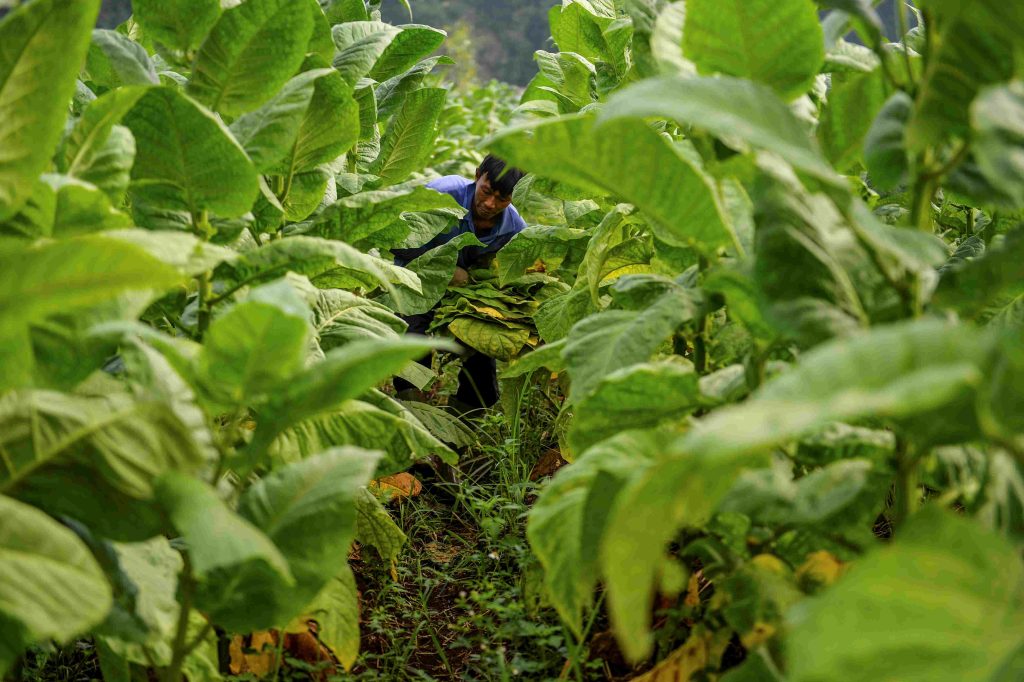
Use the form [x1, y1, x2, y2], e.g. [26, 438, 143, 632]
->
[529, 448, 567, 481]
[371, 473, 422, 499]
[229, 631, 278, 676]
[424, 541, 460, 564]
[229, 625, 337, 680]
[683, 571, 702, 608]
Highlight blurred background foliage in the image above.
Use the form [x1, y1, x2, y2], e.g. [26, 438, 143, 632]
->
[81, 0, 914, 87]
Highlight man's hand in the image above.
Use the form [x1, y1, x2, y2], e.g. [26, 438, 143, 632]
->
[450, 266, 469, 287]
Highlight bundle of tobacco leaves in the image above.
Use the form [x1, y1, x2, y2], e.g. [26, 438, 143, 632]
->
[428, 270, 568, 361]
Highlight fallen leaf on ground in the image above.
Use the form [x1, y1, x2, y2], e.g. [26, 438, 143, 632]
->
[371, 473, 423, 499]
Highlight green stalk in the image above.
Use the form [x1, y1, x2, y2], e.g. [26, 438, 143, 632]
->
[694, 315, 708, 375]
[164, 555, 196, 682]
[196, 271, 212, 338]
[896, 0, 916, 90]
[891, 439, 921, 529]
[909, 153, 936, 232]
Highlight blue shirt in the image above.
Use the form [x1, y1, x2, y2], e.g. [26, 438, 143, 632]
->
[392, 175, 527, 269]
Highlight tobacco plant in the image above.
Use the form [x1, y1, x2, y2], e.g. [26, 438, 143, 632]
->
[488, 0, 1024, 678]
[1, 0, 1023, 680]
[0, 0, 478, 677]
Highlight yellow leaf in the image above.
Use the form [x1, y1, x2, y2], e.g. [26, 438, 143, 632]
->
[229, 632, 278, 676]
[796, 550, 846, 589]
[632, 630, 710, 682]
[750, 553, 789, 575]
[470, 304, 508, 319]
[741, 622, 776, 649]
[683, 571, 702, 608]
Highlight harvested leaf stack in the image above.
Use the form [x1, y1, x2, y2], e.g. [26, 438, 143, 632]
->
[428, 270, 568, 361]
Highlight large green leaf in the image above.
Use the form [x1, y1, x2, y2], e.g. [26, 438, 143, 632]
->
[130, 0, 221, 52]
[528, 429, 665, 636]
[487, 114, 736, 254]
[311, 183, 465, 251]
[122, 87, 259, 218]
[401, 403, 475, 450]
[330, 21, 401, 85]
[908, 0, 1024, 150]
[863, 91, 913, 191]
[370, 87, 447, 186]
[533, 287, 598, 343]
[15, 174, 132, 238]
[198, 280, 312, 408]
[787, 507, 1024, 682]
[622, 0, 668, 78]
[719, 458, 879, 527]
[211, 448, 379, 631]
[25, 293, 151, 390]
[368, 24, 446, 81]
[533, 51, 597, 109]
[187, 0, 314, 116]
[0, 235, 180, 333]
[306, 0, 335, 62]
[568, 360, 700, 453]
[495, 225, 590, 287]
[0, 494, 112, 676]
[550, 0, 628, 73]
[819, 69, 887, 172]
[972, 82, 1024, 209]
[303, 564, 360, 670]
[686, 319, 991, 457]
[313, 288, 407, 350]
[85, 29, 159, 88]
[251, 337, 451, 455]
[650, 1, 692, 76]
[563, 285, 703, 402]
[376, 55, 454, 119]
[0, 388, 213, 501]
[229, 69, 324, 173]
[154, 472, 294, 631]
[355, 486, 407, 562]
[61, 86, 148, 203]
[102, 229, 238, 277]
[449, 317, 532, 362]
[599, 319, 999, 661]
[0, 0, 100, 219]
[269, 398, 456, 476]
[933, 230, 1024, 323]
[268, 61, 360, 179]
[94, 537, 182, 663]
[599, 76, 839, 185]
[380, 232, 484, 315]
[683, 0, 824, 100]
[217, 236, 420, 294]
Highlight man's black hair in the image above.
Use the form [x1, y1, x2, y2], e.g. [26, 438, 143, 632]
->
[478, 155, 525, 197]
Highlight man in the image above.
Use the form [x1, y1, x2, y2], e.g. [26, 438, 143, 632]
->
[392, 155, 527, 409]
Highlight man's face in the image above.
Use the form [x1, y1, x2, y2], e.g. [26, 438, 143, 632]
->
[473, 172, 513, 221]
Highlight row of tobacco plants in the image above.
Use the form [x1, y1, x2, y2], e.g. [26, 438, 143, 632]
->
[0, 0, 1022, 680]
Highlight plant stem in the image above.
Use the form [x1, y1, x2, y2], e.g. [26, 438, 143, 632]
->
[911, 177, 936, 231]
[694, 316, 708, 375]
[892, 439, 921, 529]
[164, 554, 196, 682]
[564, 592, 605, 681]
[196, 271, 212, 337]
[896, 0, 915, 90]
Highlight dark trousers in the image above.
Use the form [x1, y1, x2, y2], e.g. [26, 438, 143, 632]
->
[396, 312, 499, 409]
